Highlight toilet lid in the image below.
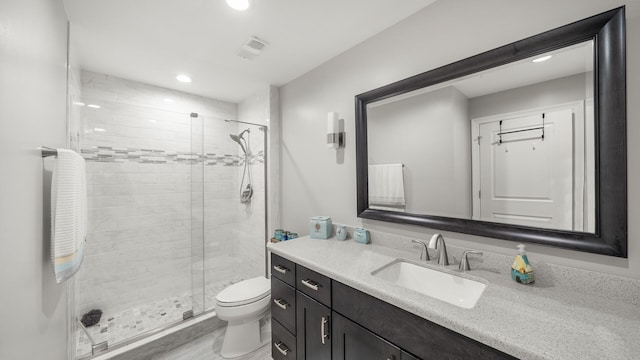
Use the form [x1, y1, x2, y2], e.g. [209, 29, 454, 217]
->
[216, 276, 271, 306]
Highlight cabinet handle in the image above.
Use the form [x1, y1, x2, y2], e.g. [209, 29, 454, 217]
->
[273, 298, 289, 310]
[274, 341, 289, 356]
[321, 316, 330, 345]
[301, 279, 320, 291]
[273, 265, 288, 274]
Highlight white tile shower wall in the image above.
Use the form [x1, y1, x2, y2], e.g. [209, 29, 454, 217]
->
[76, 71, 248, 318]
[237, 88, 272, 283]
[80, 161, 194, 315]
[236, 139, 266, 281]
[81, 70, 236, 119]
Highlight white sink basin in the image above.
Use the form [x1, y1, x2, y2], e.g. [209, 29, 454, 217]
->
[371, 260, 486, 309]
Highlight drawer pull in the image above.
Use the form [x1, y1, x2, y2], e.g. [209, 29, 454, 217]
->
[273, 298, 289, 310]
[274, 341, 289, 356]
[301, 279, 320, 291]
[321, 316, 330, 345]
[273, 265, 289, 274]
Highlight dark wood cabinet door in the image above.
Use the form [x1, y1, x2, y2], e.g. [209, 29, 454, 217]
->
[332, 312, 402, 360]
[296, 292, 331, 360]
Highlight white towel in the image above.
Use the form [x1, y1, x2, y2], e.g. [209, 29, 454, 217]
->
[368, 164, 406, 211]
[51, 149, 87, 283]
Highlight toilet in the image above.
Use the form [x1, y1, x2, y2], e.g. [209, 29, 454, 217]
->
[215, 276, 271, 358]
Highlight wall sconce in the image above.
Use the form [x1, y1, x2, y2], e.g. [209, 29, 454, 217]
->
[327, 112, 345, 149]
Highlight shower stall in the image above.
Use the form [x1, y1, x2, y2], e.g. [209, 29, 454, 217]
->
[70, 87, 267, 358]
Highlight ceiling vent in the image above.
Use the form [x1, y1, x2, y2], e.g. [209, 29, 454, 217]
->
[236, 36, 268, 60]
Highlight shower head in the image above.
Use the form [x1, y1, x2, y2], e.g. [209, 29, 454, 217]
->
[230, 128, 251, 155]
[229, 134, 247, 154]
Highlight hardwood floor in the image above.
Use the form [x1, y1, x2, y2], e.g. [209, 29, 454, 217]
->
[150, 326, 273, 360]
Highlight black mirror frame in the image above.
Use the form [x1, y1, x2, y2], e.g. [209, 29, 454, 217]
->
[355, 7, 627, 257]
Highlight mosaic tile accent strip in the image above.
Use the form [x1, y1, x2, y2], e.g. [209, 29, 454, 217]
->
[81, 146, 264, 166]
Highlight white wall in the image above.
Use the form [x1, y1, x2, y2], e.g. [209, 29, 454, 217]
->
[0, 0, 70, 359]
[280, 0, 640, 279]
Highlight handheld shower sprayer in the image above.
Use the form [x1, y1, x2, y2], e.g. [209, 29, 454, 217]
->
[229, 128, 254, 203]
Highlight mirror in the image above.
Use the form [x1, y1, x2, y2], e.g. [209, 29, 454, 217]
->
[356, 7, 627, 257]
[367, 40, 595, 232]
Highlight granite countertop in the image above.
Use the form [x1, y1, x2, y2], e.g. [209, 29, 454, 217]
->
[268, 237, 640, 360]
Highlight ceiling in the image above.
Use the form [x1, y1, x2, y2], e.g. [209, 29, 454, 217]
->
[63, 0, 437, 103]
[453, 41, 594, 99]
[370, 40, 594, 108]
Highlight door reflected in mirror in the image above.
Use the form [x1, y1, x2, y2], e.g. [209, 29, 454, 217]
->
[367, 40, 595, 233]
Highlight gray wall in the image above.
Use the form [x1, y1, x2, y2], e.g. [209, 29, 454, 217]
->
[0, 0, 70, 359]
[280, 0, 640, 278]
[368, 86, 471, 217]
[469, 73, 588, 119]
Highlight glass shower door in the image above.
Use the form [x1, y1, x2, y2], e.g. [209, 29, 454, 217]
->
[201, 119, 267, 311]
[73, 99, 202, 358]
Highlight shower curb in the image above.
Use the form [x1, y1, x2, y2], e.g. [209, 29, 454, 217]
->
[88, 312, 223, 360]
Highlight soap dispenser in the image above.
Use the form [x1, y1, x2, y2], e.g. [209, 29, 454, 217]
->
[511, 244, 534, 285]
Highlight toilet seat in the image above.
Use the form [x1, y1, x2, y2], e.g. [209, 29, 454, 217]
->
[216, 276, 271, 307]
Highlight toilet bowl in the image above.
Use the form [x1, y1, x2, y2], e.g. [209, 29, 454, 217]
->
[215, 276, 271, 358]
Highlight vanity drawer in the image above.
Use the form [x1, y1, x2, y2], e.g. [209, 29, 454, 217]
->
[271, 277, 296, 334]
[272, 317, 297, 360]
[296, 264, 331, 307]
[271, 253, 296, 286]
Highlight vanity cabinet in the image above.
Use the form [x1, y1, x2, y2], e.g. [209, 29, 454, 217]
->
[272, 318, 297, 360]
[296, 292, 331, 360]
[332, 281, 517, 360]
[271, 254, 297, 360]
[270, 253, 517, 360]
[333, 312, 415, 360]
[271, 273, 296, 334]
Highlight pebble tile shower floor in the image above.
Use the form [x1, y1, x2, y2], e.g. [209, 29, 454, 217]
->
[76, 278, 244, 357]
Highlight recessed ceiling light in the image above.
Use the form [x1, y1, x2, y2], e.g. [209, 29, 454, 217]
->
[163, 98, 174, 103]
[72, 101, 85, 106]
[176, 74, 192, 83]
[227, 0, 250, 11]
[532, 55, 552, 63]
[87, 104, 101, 109]
[93, 128, 106, 132]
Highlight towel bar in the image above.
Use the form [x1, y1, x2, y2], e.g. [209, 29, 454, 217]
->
[39, 146, 58, 157]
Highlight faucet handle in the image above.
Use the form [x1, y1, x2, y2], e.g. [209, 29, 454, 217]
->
[459, 250, 483, 272]
[411, 240, 430, 261]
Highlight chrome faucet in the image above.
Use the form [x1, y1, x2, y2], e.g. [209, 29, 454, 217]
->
[428, 233, 449, 266]
[458, 250, 483, 272]
[411, 240, 430, 261]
